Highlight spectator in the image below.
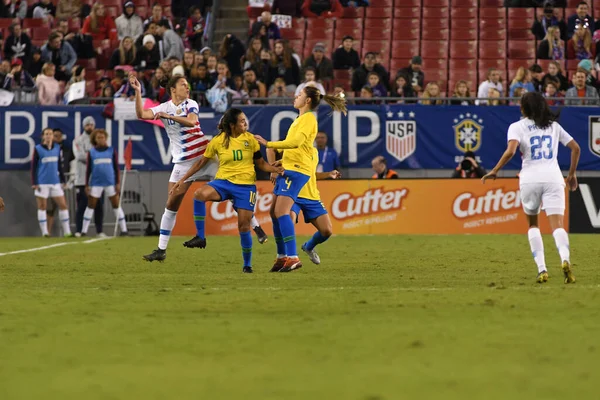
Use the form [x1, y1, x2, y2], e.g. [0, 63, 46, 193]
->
[511, 87, 527, 105]
[476, 68, 504, 105]
[230, 74, 250, 104]
[56, 0, 82, 20]
[295, 67, 326, 96]
[452, 151, 486, 179]
[537, 26, 565, 60]
[148, 67, 169, 101]
[56, 19, 75, 42]
[371, 156, 398, 179]
[567, 23, 595, 59]
[488, 87, 501, 106]
[302, 42, 334, 83]
[136, 21, 159, 50]
[134, 34, 160, 70]
[206, 54, 218, 80]
[243, 67, 266, 99]
[390, 74, 416, 104]
[109, 36, 136, 69]
[194, 63, 214, 93]
[115, 74, 145, 98]
[532, 4, 567, 41]
[398, 56, 424, 93]
[332, 84, 349, 99]
[340, 0, 369, 6]
[450, 80, 473, 105]
[41, 32, 77, 82]
[268, 77, 294, 105]
[143, 3, 173, 31]
[243, 36, 263, 72]
[544, 80, 564, 106]
[301, 0, 343, 18]
[421, 82, 443, 105]
[367, 71, 386, 97]
[0, 61, 10, 86]
[186, 6, 205, 51]
[36, 62, 61, 105]
[3, 58, 35, 90]
[542, 60, 569, 92]
[509, 67, 535, 97]
[315, 131, 340, 172]
[351, 52, 389, 93]
[172, 0, 212, 20]
[8, 0, 28, 19]
[267, 39, 300, 90]
[356, 85, 375, 104]
[4, 23, 31, 62]
[578, 58, 598, 88]
[53, 128, 74, 176]
[250, 11, 281, 47]
[529, 64, 544, 92]
[29, 0, 56, 20]
[182, 50, 196, 80]
[25, 47, 44, 78]
[565, 68, 600, 105]
[332, 35, 360, 70]
[116, 1, 143, 41]
[158, 19, 184, 60]
[567, 1, 593, 39]
[110, 69, 126, 92]
[82, 3, 117, 41]
[65, 65, 87, 104]
[219, 34, 245, 77]
[215, 59, 235, 89]
[271, 0, 302, 17]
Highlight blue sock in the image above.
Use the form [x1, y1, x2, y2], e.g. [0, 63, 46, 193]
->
[305, 231, 329, 251]
[272, 216, 286, 256]
[193, 199, 205, 239]
[277, 215, 297, 257]
[240, 230, 252, 267]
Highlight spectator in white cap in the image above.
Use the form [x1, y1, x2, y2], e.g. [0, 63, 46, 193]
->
[134, 34, 160, 70]
[116, 1, 144, 41]
[73, 116, 105, 237]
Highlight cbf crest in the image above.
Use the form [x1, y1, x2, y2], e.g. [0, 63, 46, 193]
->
[588, 116, 600, 157]
[454, 113, 483, 152]
[385, 110, 416, 162]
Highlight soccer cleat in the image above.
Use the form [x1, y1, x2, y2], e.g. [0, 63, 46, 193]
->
[64, 233, 74, 238]
[243, 266, 253, 273]
[536, 270, 549, 283]
[270, 257, 287, 272]
[97, 232, 107, 238]
[143, 248, 166, 262]
[119, 231, 129, 237]
[280, 257, 303, 272]
[562, 261, 576, 284]
[254, 226, 268, 244]
[183, 236, 206, 248]
[43, 234, 50, 238]
[74, 232, 82, 238]
[301, 243, 321, 265]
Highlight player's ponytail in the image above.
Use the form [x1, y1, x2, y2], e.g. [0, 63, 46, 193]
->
[217, 108, 243, 149]
[304, 85, 347, 115]
[520, 91, 554, 129]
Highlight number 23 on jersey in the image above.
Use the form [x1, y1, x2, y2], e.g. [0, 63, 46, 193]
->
[530, 135, 553, 160]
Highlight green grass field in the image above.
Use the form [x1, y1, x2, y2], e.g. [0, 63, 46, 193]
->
[1, 234, 599, 400]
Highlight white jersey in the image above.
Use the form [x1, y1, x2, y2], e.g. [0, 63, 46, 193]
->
[507, 118, 573, 185]
[150, 99, 209, 164]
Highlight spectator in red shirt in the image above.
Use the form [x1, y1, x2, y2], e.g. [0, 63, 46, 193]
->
[302, 0, 343, 19]
[186, 6, 205, 51]
[82, 2, 117, 41]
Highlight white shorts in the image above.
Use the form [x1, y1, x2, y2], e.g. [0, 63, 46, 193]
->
[520, 182, 565, 216]
[169, 158, 218, 183]
[34, 184, 64, 199]
[89, 185, 117, 198]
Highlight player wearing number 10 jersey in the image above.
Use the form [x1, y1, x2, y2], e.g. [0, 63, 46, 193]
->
[483, 92, 581, 284]
[170, 108, 283, 273]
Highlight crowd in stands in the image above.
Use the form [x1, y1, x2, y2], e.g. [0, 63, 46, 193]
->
[1, 0, 600, 108]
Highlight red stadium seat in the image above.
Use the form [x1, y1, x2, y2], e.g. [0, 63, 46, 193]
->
[0, 18, 13, 29]
[391, 40, 420, 58]
[394, 7, 420, 19]
[68, 18, 81, 32]
[333, 69, 351, 80]
[105, 6, 119, 18]
[32, 27, 52, 40]
[508, 29, 534, 40]
[480, 27, 506, 41]
[363, 27, 392, 40]
[479, 18, 506, 31]
[332, 79, 351, 92]
[337, 17, 363, 31]
[422, 27, 449, 40]
[376, 18, 392, 31]
[76, 58, 97, 69]
[422, 18, 449, 28]
[425, 68, 448, 89]
[287, 39, 304, 55]
[449, 70, 477, 92]
[306, 18, 333, 30]
[31, 39, 46, 48]
[479, 0, 504, 6]
[479, 8, 506, 19]
[372, 0, 393, 6]
[450, 40, 477, 59]
[390, 59, 411, 74]
[22, 18, 50, 29]
[136, 6, 148, 19]
[507, 59, 535, 80]
[478, 59, 506, 80]
[342, 6, 364, 19]
[451, 8, 477, 20]
[421, 40, 448, 59]
[452, 0, 477, 6]
[366, 7, 389, 18]
[422, 0, 449, 6]
[422, 58, 447, 71]
[132, 0, 147, 6]
[281, 25, 305, 40]
[334, 26, 362, 40]
[101, 0, 122, 6]
[393, 18, 419, 32]
[451, 28, 477, 40]
[449, 59, 477, 71]
[507, 7, 534, 25]
[305, 28, 334, 41]
[567, 0, 583, 7]
[508, 40, 536, 59]
[479, 41, 507, 59]
[362, 39, 391, 58]
[423, 7, 448, 19]
[394, 25, 420, 40]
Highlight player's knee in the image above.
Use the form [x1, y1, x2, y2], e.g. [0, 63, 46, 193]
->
[194, 189, 206, 201]
[321, 227, 333, 238]
[238, 220, 251, 232]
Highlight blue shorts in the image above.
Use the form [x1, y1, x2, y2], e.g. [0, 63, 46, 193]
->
[291, 197, 328, 224]
[274, 170, 310, 201]
[208, 179, 257, 211]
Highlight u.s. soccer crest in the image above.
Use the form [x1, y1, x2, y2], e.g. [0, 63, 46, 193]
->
[454, 113, 483, 152]
[385, 110, 416, 162]
[588, 116, 600, 157]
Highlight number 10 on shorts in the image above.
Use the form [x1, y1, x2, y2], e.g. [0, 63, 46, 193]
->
[249, 191, 257, 206]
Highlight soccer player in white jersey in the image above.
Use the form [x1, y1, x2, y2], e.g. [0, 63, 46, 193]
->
[482, 92, 580, 284]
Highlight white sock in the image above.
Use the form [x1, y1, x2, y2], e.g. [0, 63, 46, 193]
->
[158, 208, 177, 250]
[552, 228, 570, 263]
[250, 215, 259, 229]
[37, 209, 48, 236]
[528, 227, 546, 273]
[114, 207, 127, 233]
[59, 209, 71, 235]
[82, 207, 94, 234]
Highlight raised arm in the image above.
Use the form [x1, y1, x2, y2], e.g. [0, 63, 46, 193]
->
[163, 112, 198, 128]
[130, 73, 154, 120]
[254, 130, 307, 149]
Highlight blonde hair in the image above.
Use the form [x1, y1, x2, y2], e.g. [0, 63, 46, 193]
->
[89, 2, 103, 32]
[511, 67, 530, 85]
[90, 129, 109, 146]
[545, 26, 561, 58]
[304, 85, 347, 115]
[42, 62, 55, 75]
[421, 82, 442, 105]
[453, 80, 471, 98]
[118, 37, 136, 65]
[573, 26, 592, 54]
[548, 60, 563, 74]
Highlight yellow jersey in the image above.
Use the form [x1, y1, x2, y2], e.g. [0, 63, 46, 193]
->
[298, 147, 320, 201]
[267, 111, 317, 176]
[203, 131, 260, 185]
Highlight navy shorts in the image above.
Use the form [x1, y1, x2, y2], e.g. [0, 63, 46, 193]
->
[291, 197, 328, 224]
[208, 179, 257, 211]
[274, 170, 310, 201]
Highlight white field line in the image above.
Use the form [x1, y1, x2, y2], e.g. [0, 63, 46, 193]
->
[0, 237, 114, 257]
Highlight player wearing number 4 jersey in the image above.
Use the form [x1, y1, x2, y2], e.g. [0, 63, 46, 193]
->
[483, 92, 581, 284]
[171, 108, 283, 273]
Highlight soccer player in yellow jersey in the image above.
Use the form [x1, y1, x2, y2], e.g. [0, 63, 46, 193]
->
[255, 85, 347, 272]
[171, 108, 283, 273]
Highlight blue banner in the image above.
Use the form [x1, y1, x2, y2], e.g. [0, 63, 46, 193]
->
[1, 105, 599, 171]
